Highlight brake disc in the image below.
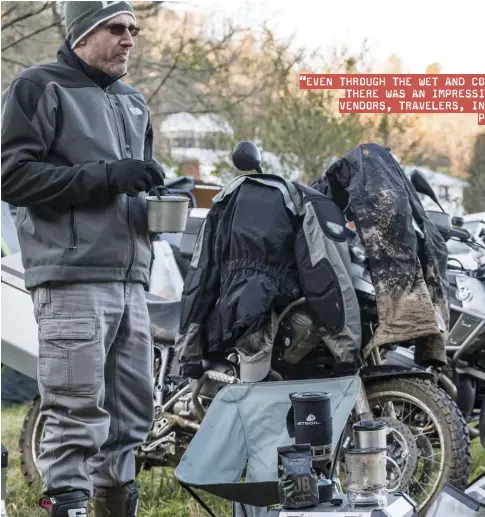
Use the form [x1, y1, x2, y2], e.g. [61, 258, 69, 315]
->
[379, 416, 419, 491]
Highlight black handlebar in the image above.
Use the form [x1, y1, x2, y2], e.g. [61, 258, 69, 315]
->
[447, 227, 471, 241]
[441, 224, 485, 259]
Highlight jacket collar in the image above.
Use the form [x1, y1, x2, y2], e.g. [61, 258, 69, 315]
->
[57, 40, 124, 90]
[213, 174, 306, 216]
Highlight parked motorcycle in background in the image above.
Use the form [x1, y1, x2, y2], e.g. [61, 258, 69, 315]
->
[447, 212, 485, 271]
[18, 144, 472, 516]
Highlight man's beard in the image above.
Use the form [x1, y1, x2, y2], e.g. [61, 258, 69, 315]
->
[91, 51, 128, 76]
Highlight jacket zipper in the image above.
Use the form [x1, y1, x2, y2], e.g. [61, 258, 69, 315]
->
[108, 95, 125, 157]
[108, 93, 136, 279]
[125, 199, 135, 280]
[116, 98, 136, 280]
[69, 207, 77, 249]
[116, 99, 133, 158]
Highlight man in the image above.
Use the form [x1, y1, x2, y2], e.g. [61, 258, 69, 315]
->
[1, 2, 165, 516]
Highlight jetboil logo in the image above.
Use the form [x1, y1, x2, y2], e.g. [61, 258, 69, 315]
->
[296, 413, 321, 426]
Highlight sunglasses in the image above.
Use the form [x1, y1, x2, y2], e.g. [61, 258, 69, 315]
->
[99, 23, 140, 37]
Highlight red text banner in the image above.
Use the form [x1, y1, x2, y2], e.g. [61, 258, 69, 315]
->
[299, 74, 485, 125]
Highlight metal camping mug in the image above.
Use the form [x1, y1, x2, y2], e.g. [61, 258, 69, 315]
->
[146, 188, 189, 234]
[344, 447, 402, 494]
[352, 420, 387, 450]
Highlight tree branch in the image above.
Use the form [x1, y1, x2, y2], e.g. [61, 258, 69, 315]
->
[1, 56, 32, 68]
[1, 3, 19, 21]
[153, 77, 273, 117]
[2, 21, 60, 52]
[1, 2, 51, 30]
[146, 13, 189, 104]
[134, 1, 167, 12]
[51, 2, 65, 41]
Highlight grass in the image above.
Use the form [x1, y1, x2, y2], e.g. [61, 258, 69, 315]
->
[2, 404, 485, 517]
[1, 405, 231, 517]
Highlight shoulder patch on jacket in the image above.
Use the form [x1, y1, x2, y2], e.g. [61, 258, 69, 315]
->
[295, 183, 347, 242]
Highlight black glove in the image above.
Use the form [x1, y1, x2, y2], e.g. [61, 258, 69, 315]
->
[107, 159, 165, 197]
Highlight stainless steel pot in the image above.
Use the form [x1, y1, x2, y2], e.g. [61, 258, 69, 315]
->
[146, 194, 189, 234]
[353, 420, 387, 450]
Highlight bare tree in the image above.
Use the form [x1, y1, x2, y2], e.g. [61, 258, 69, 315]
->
[1, 1, 310, 165]
[0, 1, 167, 90]
[254, 44, 371, 183]
[1, 2, 61, 89]
[463, 131, 485, 213]
[1, 2, 297, 123]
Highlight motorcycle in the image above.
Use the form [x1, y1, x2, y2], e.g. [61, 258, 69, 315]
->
[19, 143, 471, 515]
[447, 261, 485, 447]
[387, 170, 485, 449]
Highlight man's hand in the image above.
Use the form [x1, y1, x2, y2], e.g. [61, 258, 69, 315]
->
[107, 158, 165, 197]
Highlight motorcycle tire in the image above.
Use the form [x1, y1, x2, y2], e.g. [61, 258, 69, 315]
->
[364, 376, 471, 515]
[1, 366, 38, 407]
[19, 395, 42, 486]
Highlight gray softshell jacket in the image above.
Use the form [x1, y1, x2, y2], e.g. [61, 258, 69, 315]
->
[1, 40, 154, 289]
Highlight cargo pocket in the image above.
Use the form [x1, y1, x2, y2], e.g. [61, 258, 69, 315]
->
[38, 317, 103, 396]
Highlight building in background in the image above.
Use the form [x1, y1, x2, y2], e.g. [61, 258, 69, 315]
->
[159, 112, 234, 183]
[159, 111, 300, 184]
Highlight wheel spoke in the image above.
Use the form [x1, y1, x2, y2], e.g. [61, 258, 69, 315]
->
[404, 402, 418, 423]
[414, 429, 437, 438]
[411, 475, 436, 489]
[418, 456, 443, 466]
[411, 475, 430, 497]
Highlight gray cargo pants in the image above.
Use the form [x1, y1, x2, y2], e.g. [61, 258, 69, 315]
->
[32, 281, 154, 495]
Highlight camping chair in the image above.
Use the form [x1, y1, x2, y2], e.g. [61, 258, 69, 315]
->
[174, 375, 361, 517]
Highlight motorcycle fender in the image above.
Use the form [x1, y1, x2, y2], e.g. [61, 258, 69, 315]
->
[361, 364, 460, 401]
[383, 346, 459, 399]
[361, 364, 434, 382]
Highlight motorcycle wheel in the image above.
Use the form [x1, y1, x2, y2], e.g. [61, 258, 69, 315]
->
[1, 366, 39, 407]
[364, 376, 471, 515]
[19, 395, 144, 485]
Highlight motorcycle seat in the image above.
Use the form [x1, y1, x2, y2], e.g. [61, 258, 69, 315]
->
[145, 292, 181, 344]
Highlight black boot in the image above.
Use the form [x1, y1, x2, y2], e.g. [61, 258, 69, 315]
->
[39, 490, 89, 516]
[93, 482, 138, 517]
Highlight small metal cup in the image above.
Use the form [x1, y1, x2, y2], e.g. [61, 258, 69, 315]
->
[146, 195, 189, 234]
[353, 420, 388, 450]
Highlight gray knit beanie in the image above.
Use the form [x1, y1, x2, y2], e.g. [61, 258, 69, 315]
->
[65, 1, 136, 49]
